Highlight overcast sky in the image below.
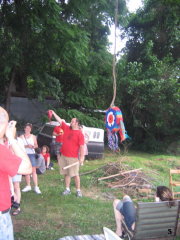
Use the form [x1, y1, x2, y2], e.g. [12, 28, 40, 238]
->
[108, 0, 143, 54]
[126, 0, 142, 12]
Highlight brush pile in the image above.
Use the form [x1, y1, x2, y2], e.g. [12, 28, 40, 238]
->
[81, 158, 156, 198]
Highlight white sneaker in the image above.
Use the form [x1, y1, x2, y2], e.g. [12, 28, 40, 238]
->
[62, 189, 71, 195]
[76, 190, 83, 198]
[22, 185, 32, 192]
[34, 186, 41, 194]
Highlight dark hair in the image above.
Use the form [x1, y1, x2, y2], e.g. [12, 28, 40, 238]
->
[156, 186, 174, 207]
[75, 118, 81, 126]
[35, 147, 41, 159]
[24, 123, 33, 129]
[41, 145, 49, 153]
[35, 148, 41, 154]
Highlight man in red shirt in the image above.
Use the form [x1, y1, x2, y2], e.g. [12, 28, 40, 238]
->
[51, 110, 84, 197]
[53, 125, 64, 165]
[0, 107, 32, 240]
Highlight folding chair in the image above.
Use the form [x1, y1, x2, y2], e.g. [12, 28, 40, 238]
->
[169, 169, 180, 199]
[122, 200, 180, 240]
[103, 227, 123, 240]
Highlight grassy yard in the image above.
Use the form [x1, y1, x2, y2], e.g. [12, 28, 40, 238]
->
[13, 150, 180, 240]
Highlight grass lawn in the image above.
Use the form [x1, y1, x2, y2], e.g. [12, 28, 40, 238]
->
[13, 150, 180, 240]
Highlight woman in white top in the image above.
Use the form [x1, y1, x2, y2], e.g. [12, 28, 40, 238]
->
[20, 123, 41, 194]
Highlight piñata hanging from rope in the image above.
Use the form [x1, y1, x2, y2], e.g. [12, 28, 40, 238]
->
[105, 106, 130, 151]
[105, 0, 130, 151]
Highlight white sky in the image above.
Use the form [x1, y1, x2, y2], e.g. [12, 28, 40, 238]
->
[108, 0, 143, 54]
[126, 0, 142, 12]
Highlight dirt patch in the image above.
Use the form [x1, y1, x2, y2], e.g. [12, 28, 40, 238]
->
[12, 219, 33, 232]
[13, 216, 64, 232]
[82, 186, 115, 200]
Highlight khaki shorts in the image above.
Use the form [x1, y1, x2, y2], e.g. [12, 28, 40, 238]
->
[60, 155, 79, 177]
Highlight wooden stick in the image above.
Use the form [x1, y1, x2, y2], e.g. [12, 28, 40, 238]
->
[80, 165, 107, 176]
[111, 173, 139, 188]
[98, 168, 142, 181]
[63, 162, 79, 170]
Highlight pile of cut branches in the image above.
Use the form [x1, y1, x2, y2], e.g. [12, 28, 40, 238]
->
[81, 160, 155, 198]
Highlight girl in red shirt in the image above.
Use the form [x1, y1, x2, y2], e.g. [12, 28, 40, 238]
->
[41, 145, 53, 169]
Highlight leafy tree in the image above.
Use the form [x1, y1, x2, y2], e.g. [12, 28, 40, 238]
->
[124, 0, 180, 62]
[115, 0, 180, 152]
[56, 0, 128, 111]
[0, 0, 90, 110]
[0, 0, 129, 117]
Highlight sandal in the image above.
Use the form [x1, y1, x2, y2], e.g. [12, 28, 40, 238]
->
[11, 201, 20, 209]
[11, 208, 21, 216]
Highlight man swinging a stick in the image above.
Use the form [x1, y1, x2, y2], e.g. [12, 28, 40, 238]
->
[49, 110, 84, 197]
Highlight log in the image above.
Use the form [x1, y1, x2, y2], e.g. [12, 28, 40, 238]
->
[80, 164, 107, 176]
[111, 173, 139, 188]
[98, 168, 142, 181]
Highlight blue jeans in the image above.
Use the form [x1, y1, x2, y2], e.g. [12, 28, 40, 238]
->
[0, 211, 14, 240]
[116, 196, 136, 230]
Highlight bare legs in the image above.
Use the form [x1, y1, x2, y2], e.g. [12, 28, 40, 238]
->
[74, 175, 80, 190]
[24, 167, 38, 187]
[113, 195, 135, 237]
[11, 181, 21, 215]
[64, 175, 80, 190]
[13, 182, 21, 205]
[64, 175, 71, 189]
[113, 199, 124, 236]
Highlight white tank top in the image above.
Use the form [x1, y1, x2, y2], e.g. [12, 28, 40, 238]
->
[22, 135, 35, 154]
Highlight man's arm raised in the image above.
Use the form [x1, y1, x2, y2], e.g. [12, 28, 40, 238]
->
[50, 110, 63, 125]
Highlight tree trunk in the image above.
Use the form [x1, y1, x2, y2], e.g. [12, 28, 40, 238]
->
[5, 67, 16, 112]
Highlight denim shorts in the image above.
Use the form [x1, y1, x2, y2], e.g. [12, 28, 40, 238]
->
[12, 174, 22, 182]
[116, 196, 136, 230]
[28, 154, 37, 167]
[0, 211, 14, 240]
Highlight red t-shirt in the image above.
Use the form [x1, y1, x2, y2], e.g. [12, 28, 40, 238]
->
[0, 144, 21, 211]
[53, 126, 64, 143]
[41, 152, 50, 162]
[61, 121, 84, 158]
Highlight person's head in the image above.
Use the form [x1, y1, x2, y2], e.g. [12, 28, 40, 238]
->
[24, 123, 33, 134]
[0, 107, 9, 139]
[156, 186, 174, 202]
[41, 145, 49, 153]
[70, 118, 81, 130]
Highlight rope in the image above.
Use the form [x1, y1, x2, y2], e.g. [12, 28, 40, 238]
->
[110, 0, 118, 108]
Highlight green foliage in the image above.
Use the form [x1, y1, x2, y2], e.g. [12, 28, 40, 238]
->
[0, 0, 179, 153]
[116, 56, 179, 152]
[115, 0, 180, 152]
[54, 108, 105, 129]
[124, 0, 180, 61]
[0, 0, 125, 128]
